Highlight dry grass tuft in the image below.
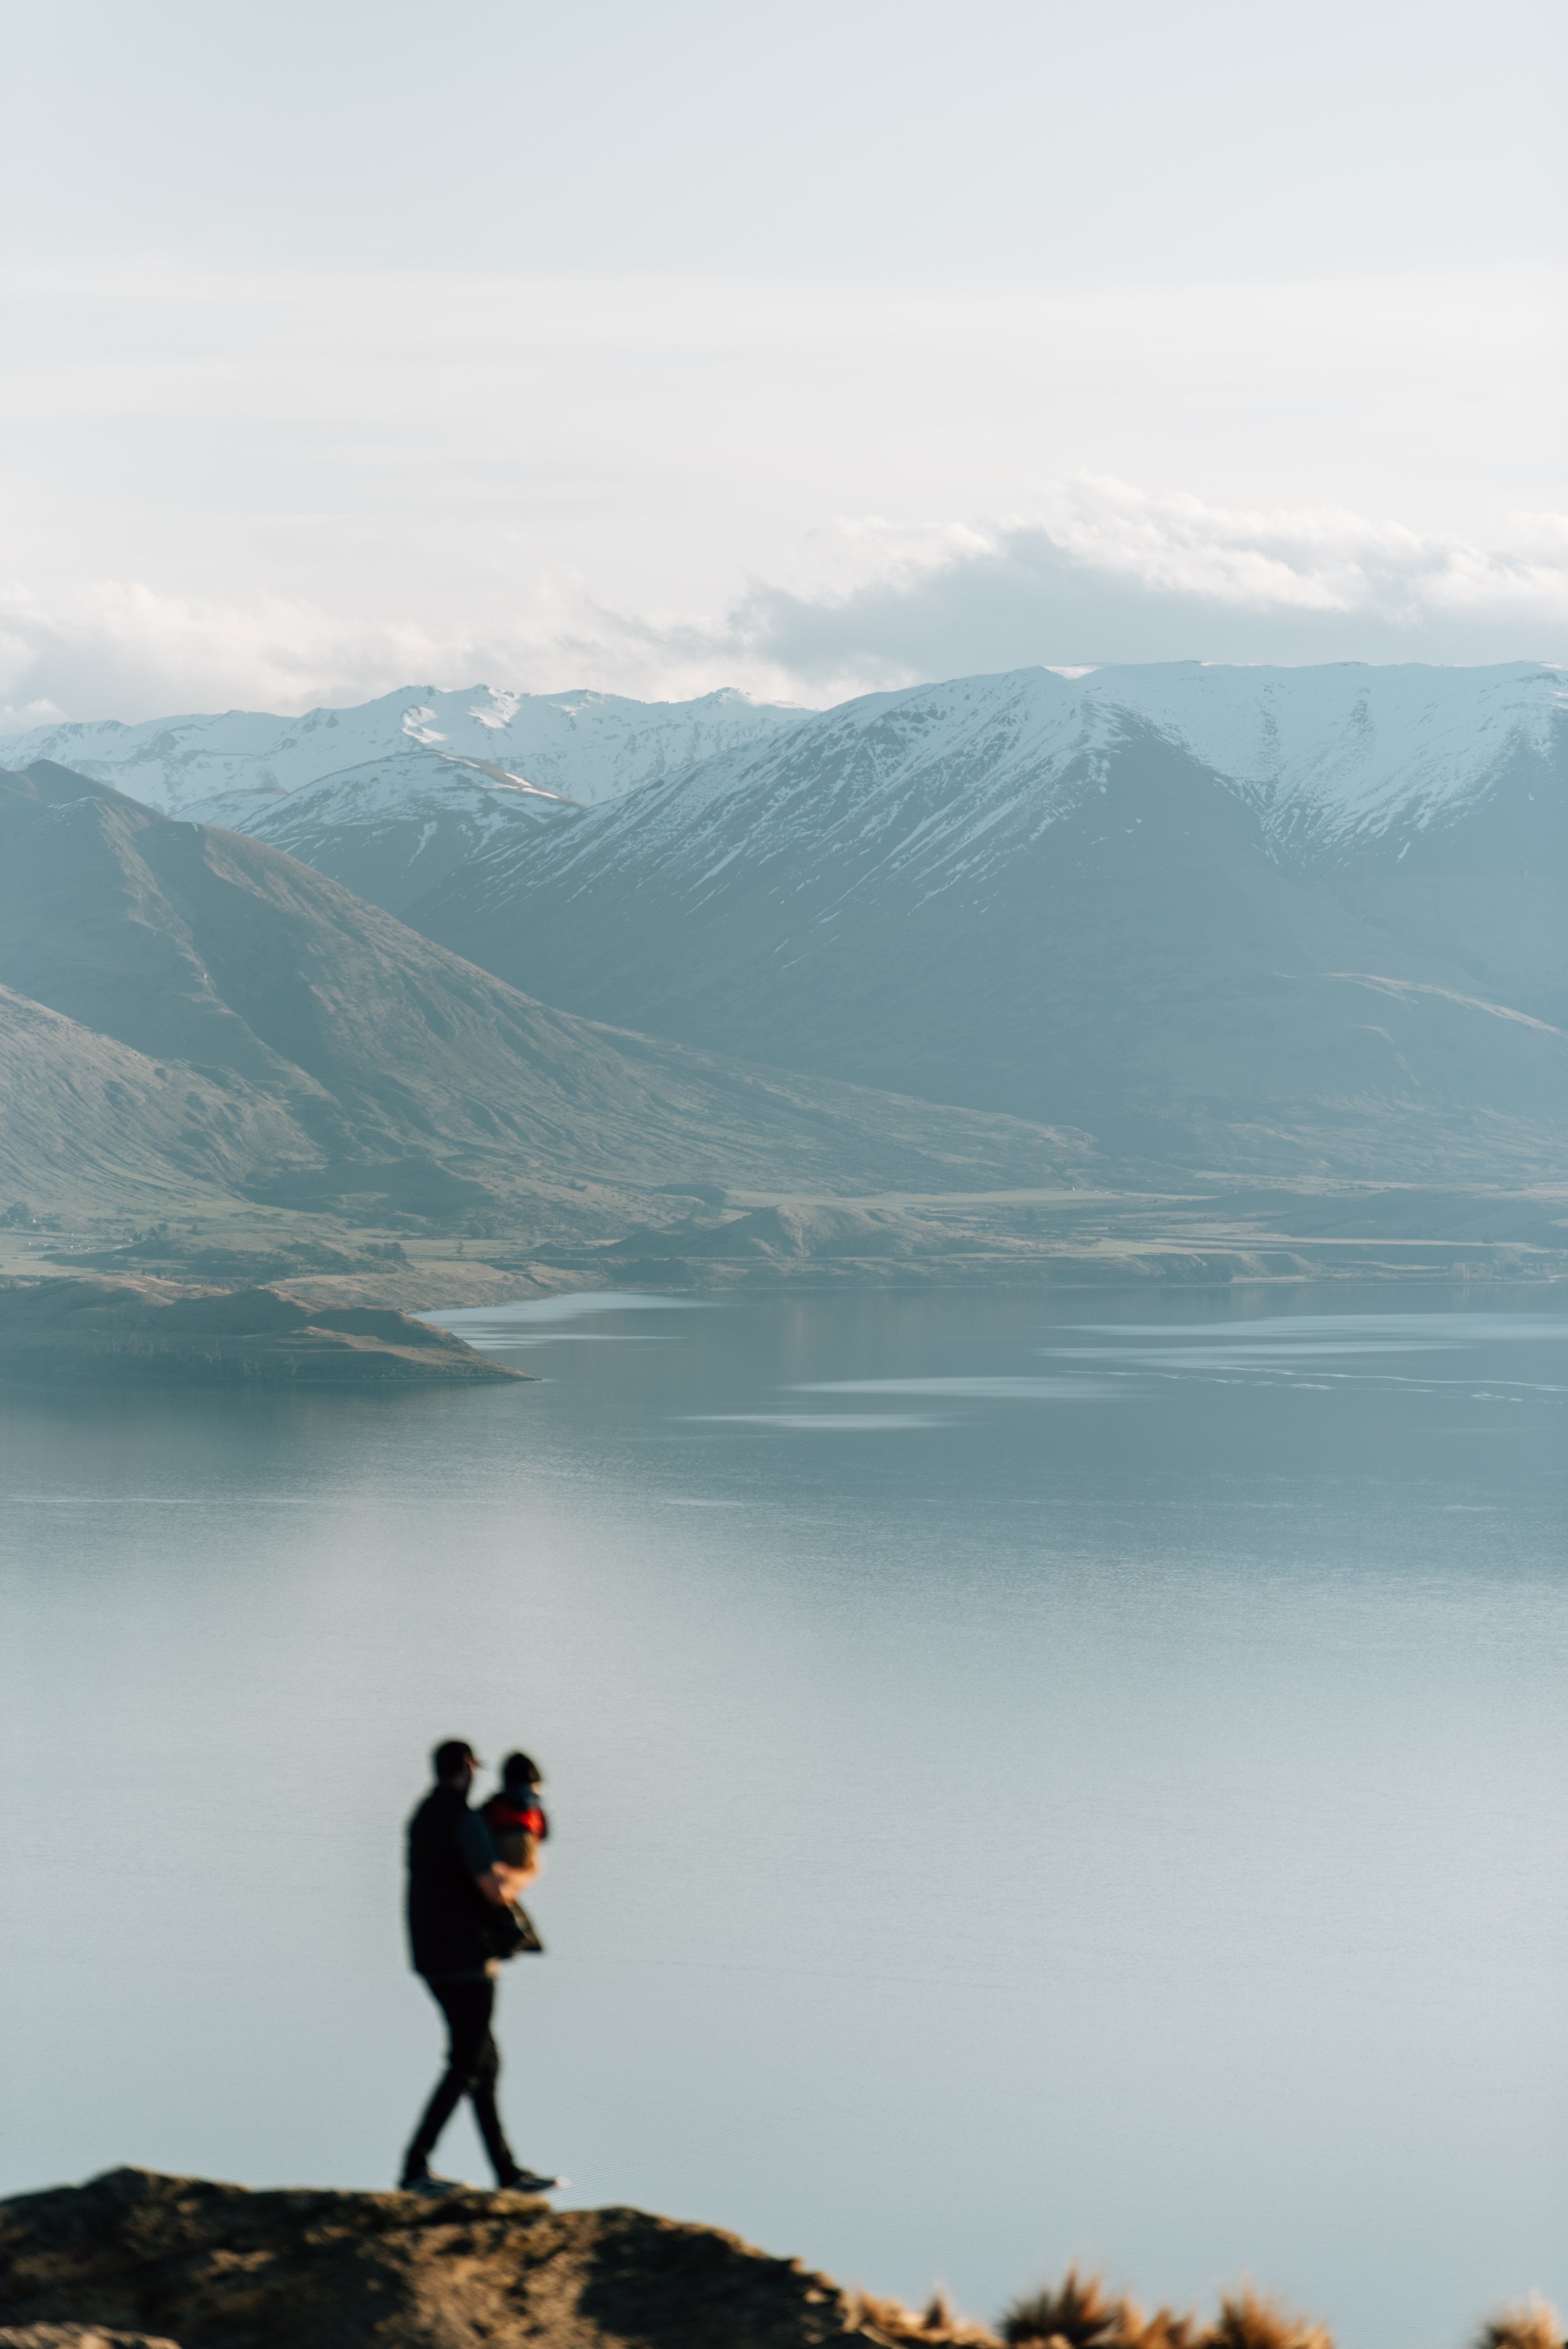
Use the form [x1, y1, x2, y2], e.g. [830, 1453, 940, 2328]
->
[998, 2276, 1324, 2349]
[1118, 2308, 1202, 2349]
[851, 2286, 1001, 2346]
[1475, 2303, 1564, 2349]
[1203, 2288, 1333, 2349]
[857, 2266, 1563, 2349]
[1001, 2269, 1128, 2347]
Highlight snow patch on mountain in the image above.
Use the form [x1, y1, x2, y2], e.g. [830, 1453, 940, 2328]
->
[3, 684, 800, 815]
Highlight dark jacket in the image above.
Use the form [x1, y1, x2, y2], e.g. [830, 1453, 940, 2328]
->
[406, 1783, 495, 1979]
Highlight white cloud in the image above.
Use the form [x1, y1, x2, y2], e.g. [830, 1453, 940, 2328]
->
[0, 581, 633, 729]
[5, 479, 1564, 729]
[707, 482, 1568, 696]
[3, 252, 1563, 726]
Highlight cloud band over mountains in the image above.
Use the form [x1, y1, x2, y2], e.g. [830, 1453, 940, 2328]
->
[717, 482, 1568, 691]
[4, 478, 1565, 726]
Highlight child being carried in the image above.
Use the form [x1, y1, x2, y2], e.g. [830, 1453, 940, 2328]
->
[483, 1751, 550, 1876]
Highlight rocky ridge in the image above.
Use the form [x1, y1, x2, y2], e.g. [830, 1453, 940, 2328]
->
[0, 2331, 179, 2348]
[0, 2172, 1557, 2349]
[0, 2171, 897, 2349]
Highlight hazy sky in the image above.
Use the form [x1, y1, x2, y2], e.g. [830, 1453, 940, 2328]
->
[3, 0, 1565, 720]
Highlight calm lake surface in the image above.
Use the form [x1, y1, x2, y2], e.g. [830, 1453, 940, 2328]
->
[1, 1282, 1564, 2348]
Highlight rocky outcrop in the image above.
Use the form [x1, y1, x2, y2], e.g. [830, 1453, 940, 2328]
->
[0, 2171, 1557, 2349]
[0, 2329, 180, 2348]
[0, 2170, 882, 2349]
[0, 1279, 526, 1386]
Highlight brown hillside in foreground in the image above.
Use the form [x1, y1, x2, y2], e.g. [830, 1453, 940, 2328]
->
[0, 2171, 1559, 2349]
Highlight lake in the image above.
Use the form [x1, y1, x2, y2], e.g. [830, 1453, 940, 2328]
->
[1, 1282, 1564, 2349]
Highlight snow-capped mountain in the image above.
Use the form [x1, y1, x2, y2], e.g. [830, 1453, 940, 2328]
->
[482, 657, 1564, 867]
[14, 659, 1562, 1177]
[1025, 659, 1565, 856]
[1, 684, 799, 817]
[405, 662, 1567, 1177]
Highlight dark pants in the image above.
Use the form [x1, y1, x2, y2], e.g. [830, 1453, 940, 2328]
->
[405, 1976, 516, 2181]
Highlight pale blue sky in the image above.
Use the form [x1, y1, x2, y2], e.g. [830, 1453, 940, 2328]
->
[3, 0, 1564, 717]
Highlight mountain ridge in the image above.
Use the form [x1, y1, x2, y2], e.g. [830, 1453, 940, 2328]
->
[8, 659, 1564, 1232]
[399, 667, 1568, 1178]
[16, 665, 1564, 994]
[1, 684, 800, 818]
[211, 750, 581, 916]
[0, 758, 1099, 1228]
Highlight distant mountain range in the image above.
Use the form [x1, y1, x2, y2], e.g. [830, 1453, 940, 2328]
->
[0, 685, 800, 930]
[0, 758, 1091, 1225]
[3, 662, 1563, 1221]
[400, 662, 1568, 1177]
[3, 682, 798, 818]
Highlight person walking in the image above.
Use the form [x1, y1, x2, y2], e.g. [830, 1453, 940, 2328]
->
[399, 1738, 563, 2197]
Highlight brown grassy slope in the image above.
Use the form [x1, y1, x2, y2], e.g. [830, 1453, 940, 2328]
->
[0, 985, 310, 1218]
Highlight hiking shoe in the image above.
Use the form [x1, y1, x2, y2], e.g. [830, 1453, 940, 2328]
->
[494, 2166, 564, 2194]
[400, 2168, 469, 2197]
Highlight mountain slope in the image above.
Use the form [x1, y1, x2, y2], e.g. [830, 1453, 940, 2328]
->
[0, 982, 310, 1216]
[2, 684, 798, 817]
[214, 750, 581, 916]
[0, 761, 1095, 1223]
[405, 663, 1568, 1177]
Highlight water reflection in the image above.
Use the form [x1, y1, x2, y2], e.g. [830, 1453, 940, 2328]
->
[685, 1411, 952, 1431]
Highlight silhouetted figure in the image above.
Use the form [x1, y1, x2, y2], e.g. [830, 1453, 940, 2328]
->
[400, 1739, 561, 2197]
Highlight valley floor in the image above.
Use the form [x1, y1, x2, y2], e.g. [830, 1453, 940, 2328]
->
[3, 1184, 1565, 1318]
